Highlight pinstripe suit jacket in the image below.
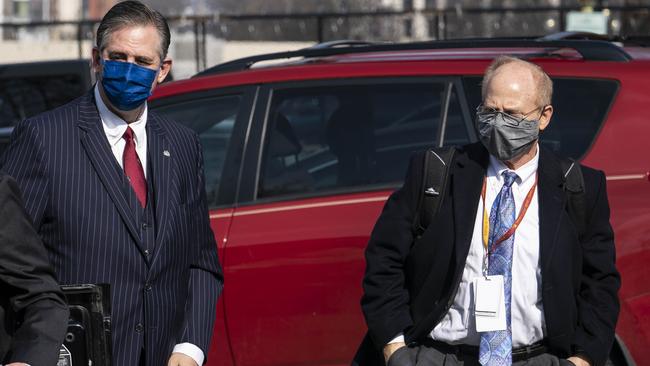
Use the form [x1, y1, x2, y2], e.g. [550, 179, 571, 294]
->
[1, 91, 224, 366]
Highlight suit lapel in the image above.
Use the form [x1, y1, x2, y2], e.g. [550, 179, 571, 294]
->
[453, 143, 489, 270]
[537, 147, 567, 272]
[77, 91, 143, 247]
[146, 113, 171, 247]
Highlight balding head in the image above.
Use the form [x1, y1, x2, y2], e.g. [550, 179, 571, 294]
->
[482, 56, 553, 107]
[480, 55, 554, 135]
[477, 56, 555, 168]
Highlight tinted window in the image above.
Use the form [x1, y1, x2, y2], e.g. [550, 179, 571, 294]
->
[0, 128, 11, 157]
[0, 75, 86, 127]
[463, 77, 618, 159]
[153, 95, 241, 206]
[258, 82, 469, 200]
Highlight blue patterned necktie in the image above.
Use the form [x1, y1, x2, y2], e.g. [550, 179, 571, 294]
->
[479, 171, 518, 366]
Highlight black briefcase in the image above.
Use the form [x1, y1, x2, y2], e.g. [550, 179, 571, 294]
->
[59, 284, 112, 366]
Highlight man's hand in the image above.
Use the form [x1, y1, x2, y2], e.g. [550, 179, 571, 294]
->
[167, 353, 198, 366]
[383, 341, 406, 363]
[567, 355, 591, 366]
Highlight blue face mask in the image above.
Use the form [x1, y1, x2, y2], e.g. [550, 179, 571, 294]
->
[100, 59, 158, 111]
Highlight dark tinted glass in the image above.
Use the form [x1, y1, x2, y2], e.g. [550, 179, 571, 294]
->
[463, 76, 618, 159]
[0, 75, 85, 127]
[0, 128, 12, 157]
[153, 95, 241, 206]
[258, 82, 469, 200]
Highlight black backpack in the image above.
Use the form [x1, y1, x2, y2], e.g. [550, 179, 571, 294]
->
[411, 147, 587, 239]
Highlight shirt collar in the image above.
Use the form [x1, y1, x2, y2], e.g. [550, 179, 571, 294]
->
[487, 143, 540, 185]
[94, 84, 148, 147]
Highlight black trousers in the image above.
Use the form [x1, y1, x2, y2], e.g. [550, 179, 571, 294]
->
[386, 345, 573, 366]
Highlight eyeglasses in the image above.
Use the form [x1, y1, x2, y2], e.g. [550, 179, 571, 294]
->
[476, 104, 547, 126]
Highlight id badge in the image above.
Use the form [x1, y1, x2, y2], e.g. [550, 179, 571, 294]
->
[473, 275, 507, 332]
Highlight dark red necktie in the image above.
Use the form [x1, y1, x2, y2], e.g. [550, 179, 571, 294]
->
[122, 127, 147, 207]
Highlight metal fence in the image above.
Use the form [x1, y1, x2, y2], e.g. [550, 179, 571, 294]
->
[0, 4, 648, 74]
[198, 5, 650, 41]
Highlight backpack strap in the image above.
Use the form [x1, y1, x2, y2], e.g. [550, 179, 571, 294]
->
[560, 158, 587, 238]
[412, 147, 456, 239]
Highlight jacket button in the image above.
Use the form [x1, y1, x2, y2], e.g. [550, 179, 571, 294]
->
[144, 249, 150, 256]
[135, 323, 144, 333]
[144, 283, 152, 291]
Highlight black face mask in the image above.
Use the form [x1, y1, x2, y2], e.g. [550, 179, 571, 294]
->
[476, 112, 540, 161]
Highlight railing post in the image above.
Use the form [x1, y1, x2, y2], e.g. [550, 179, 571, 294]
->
[441, 11, 447, 40]
[77, 21, 83, 59]
[317, 15, 324, 43]
[194, 19, 200, 73]
[201, 18, 207, 70]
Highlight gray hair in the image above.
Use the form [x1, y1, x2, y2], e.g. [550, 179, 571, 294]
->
[96, 0, 171, 62]
[481, 55, 553, 107]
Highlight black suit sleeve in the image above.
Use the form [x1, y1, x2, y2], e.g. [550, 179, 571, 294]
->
[1, 120, 49, 229]
[361, 152, 424, 349]
[572, 169, 621, 366]
[0, 174, 69, 365]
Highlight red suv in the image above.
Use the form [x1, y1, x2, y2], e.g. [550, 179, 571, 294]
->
[149, 36, 650, 366]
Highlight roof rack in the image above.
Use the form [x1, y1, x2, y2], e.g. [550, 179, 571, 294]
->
[306, 40, 380, 49]
[194, 38, 632, 77]
[539, 31, 650, 47]
[538, 31, 611, 41]
[621, 36, 650, 47]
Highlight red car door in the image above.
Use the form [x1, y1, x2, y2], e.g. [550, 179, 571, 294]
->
[223, 79, 472, 365]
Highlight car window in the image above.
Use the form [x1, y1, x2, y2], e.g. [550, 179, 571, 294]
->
[463, 76, 618, 159]
[257, 81, 469, 200]
[0, 75, 86, 127]
[0, 127, 12, 157]
[152, 94, 241, 207]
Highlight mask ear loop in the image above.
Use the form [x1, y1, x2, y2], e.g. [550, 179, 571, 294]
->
[96, 56, 106, 89]
[535, 105, 550, 137]
[94, 51, 105, 75]
[153, 57, 167, 84]
[154, 67, 162, 83]
[537, 105, 549, 119]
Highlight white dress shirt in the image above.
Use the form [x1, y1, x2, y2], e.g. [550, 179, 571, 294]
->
[94, 85, 205, 366]
[390, 145, 545, 348]
[95, 85, 148, 176]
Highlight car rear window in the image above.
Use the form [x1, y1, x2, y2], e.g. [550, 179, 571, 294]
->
[0, 72, 89, 157]
[463, 76, 618, 159]
[257, 80, 471, 200]
[0, 74, 86, 127]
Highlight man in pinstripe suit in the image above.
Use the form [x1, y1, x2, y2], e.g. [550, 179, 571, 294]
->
[1, 2, 223, 365]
